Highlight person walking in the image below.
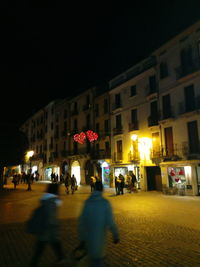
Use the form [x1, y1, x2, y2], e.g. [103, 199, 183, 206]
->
[90, 176, 96, 192]
[71, 174, 77, 194]
[64, 173, 71, 194]
[29, 183, 65, 267]
[114, 176, 119, 195]
[78, 181, 119, 267]
[119, 174, 125, 195]
[26, 172, 32, 191]
[12, 174, 18, 189]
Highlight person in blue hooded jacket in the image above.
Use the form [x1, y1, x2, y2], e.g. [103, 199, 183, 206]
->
[78, 181, 120, 267]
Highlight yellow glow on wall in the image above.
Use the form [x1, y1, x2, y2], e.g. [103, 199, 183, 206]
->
[131, 134, 138, 141]
[138, 137, 152, 160]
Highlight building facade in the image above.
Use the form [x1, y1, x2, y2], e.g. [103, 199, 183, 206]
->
[20, 20, 200, 195]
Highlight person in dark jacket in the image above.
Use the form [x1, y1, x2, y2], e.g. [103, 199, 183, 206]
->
[29, 183, 65, 267]
[78, 181, 119, 267]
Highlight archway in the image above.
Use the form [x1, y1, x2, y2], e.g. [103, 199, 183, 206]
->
[71, 160, 81, 185]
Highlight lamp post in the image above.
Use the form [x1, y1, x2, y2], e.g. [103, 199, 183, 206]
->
[27, 150, 34, 173]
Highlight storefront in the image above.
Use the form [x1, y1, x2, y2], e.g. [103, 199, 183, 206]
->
[44, 166, 60, 181]
[160, 161, 198, 196]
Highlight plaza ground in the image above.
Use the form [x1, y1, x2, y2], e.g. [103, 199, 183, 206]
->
[1, 181, 200, 266]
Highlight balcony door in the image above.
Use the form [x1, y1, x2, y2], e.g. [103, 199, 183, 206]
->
[164, 127, 174, 156]
[187, 121, 199, 154]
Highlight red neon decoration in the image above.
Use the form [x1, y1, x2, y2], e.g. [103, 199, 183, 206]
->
[86, 130, 98, 142]
[73, 130, 98, 144]
[73, 132, 86, 144]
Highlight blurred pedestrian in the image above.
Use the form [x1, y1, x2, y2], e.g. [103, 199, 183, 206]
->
[27, 171, 32, 191]
[119, 174, 125, 195]
[78, 181, 119, 267]
[64, 173, 71, 194]
[71, 174, 77, 194]
[90, 176, 96, 192]
[114, 176, 119, 195]
[29, 183, 65, 267]
[12, 174, 18, 189]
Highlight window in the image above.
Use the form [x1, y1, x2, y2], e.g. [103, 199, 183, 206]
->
[64, 109, 67, 119]
[116, 140, 123, 160]
[116, 114, 122, 129]
[184, 84, 195, 112]
[51, 122, 54, 130]
[104, 98, 108, 114]
[115, 93, 121, 108]
[162, 94, 171, 119]
[130, 85, 136, 96]
[149, 75, 157, 94]
[64, 121, 67, 132]
[63, 141, 66, 150]
[86, 114, 90, 128]
[104, 119, 109, 133]
[187, 121, 199, 153]
[95, 104, 99, 117]
[131, 109, 137, 124]
[164, 127, 174, 156]
[160, 62, 168, 79]
[96, 123, 99, 133]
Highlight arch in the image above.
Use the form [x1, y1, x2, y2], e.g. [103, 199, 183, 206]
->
[71, 160, 81, 185]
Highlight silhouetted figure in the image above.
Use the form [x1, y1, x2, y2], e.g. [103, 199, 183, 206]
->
[64, 173, 71, 194]
[29, 183, 65, 267]
[71, 174, 77, 194]
[90, 176, 96, 192]
[78, 181, 119, 267]
[26, 172, 32, 191]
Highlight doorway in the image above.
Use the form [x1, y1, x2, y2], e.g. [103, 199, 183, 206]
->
[146, 166, 162, 191]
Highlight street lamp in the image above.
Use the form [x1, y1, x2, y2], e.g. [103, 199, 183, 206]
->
[26, 150, 34, 173]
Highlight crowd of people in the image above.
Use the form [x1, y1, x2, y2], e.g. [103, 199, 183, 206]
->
[11, 171, 40, 191]
[115, 172, 138, 195]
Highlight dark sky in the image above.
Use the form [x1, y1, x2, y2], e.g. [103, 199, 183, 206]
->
[1, 1, 200, 128]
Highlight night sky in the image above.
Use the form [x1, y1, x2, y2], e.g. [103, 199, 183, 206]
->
[1, 1, 200, 129]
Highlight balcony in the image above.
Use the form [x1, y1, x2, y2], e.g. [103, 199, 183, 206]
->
[112, 102, 122, 111]
[114, 152, 123, 162]
[129, 121, 139, 131]
[145, 84, 158, 100]
[178, 97, 200, 115]
[113, 127, 123, 136]
[91, 149, 111, 159]
[175, 57, 200, 80]
[49, 143, 53, 150]
[31, 153, 44, 161]
[182, 141, 200, 159]
[71, 109, 78, 116]
[61, 150, 68, 157]
[148, 115, 159, 127]
[54, 133, 59, 139]
[52, 151, 58, 159]
[160, 107, 175, 121]
[128, 151, 140, 162]
[83, 103, 91, 111]
[152, 144, 182, 161]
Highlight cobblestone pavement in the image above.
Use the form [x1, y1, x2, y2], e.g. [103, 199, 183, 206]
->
[1, 181, 200, 266]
